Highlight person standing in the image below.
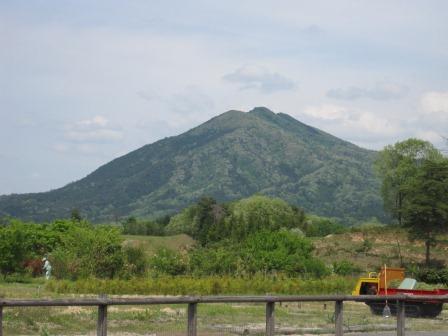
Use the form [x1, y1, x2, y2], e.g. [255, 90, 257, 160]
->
[42, 257, 52, 280]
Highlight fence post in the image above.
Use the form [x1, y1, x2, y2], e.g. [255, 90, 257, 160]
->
[97, 304, 108, 336]
[396, 300, 405, 336]
[266, 301, 275, 336]
[0, 305, 3, 336]
[335, 300, 343, 336]
[188, 303, 197, 336]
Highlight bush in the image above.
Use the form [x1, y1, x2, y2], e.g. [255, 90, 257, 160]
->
[122, 246, 148, 278]
[304, 215, 347, 237]
[149, 248, 187, 276]
[51, 223, 124, 279]
[332, 260, 362, 276]
[416, 268, 448, 285]
[188, 242, 240, 276]
[242, 230, 329, 278]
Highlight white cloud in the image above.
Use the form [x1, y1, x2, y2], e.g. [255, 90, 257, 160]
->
[421, 91, 448, 116]
[327, 82, 408, 101]
[223, 65, 296, 93]
[65, 129, 123, 142]
[415, 130, 443, 144]
[64, 116, 123, 143]
[302, 104, 400, 140]
[303, 104, 348, 121]
[76, 115, 109, 127]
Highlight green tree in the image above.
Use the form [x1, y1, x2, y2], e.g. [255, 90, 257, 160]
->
[375, 139, 442, 225]
[193, 197, 218, 246]
[401, 159, 448, 265]
[70, 208, 83, 222]
[0, 225, 29, 277]
[226, 195, 305, 241]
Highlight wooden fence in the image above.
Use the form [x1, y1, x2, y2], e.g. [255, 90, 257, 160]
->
[1, 294, 448, 336]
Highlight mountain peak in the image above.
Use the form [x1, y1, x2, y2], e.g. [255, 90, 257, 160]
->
[248, 106, 276, 116]
[0, 107, 384, 223]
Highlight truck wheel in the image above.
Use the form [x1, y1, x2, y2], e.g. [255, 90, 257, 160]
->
[420, 303, 443, 318]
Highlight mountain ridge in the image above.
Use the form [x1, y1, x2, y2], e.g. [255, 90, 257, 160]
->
[0, 107, 385, 223]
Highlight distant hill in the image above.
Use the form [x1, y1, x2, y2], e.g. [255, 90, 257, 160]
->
[0, 107, 385, 223]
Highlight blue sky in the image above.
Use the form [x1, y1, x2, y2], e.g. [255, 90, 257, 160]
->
[1, 0, 448, 194]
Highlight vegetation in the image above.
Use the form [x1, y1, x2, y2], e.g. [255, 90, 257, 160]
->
[0, 195, 349, 281]
[303, 214, 347, 237]
[402, 159, 448, 265]
[0, 107, 385, 224]
[165, 195, 305, 244]
[0, 219, 146, 280]
[122, 215, 170, 236]
[45, 275, 354, 295]
[375, 138, 448, 265]
[375, 138, 442, 226]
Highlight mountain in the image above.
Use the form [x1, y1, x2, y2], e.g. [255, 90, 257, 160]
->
[0, 107, 385, 223]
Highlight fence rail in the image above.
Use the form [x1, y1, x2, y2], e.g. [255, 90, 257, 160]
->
[1, 294, 448, 336]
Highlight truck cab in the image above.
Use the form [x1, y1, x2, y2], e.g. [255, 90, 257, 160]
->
[352, 267, 405, 296]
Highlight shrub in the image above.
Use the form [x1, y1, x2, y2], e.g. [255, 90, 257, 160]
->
[355, 239, 373, 253]
[122, 246, 148, 277]
[188, 242, 240, 276]
[242, 230, 329, 278]
[50, 223, 124, 279]
[149, 248, 187, 276]
[416, 268, 448, 285]
[304, 215, 347, 237]
[332, 260, 362, 276]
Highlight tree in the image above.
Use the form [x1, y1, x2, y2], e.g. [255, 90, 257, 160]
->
[401, 159, 448, 265]
[70, 208, 83, 222]
[375, 139, 443, 225]
[0, 225, 29, 277]
[193, 196, 219, 246]
[226, 195, 305, 241]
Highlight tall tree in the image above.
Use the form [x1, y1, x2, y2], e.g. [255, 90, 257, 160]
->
[401, 159, 448, 265]
[375, 139, 442, 225]
[193, 196, 218, 246]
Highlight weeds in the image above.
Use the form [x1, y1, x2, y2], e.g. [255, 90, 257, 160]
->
[45, 275, 356, 296]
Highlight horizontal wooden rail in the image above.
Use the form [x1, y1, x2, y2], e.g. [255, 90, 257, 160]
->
[1, 295, 447, 336]
[2, 294, 448, 306]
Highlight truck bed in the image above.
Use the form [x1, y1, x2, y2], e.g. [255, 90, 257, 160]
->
[379, 288, 448, 296]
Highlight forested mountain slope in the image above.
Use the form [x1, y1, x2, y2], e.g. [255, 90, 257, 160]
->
[0, 107, 384, 223]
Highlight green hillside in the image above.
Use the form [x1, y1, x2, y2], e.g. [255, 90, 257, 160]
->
[0, 107, 385, 223]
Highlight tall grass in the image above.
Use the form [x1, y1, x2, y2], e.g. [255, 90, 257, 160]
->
[46, 275, 356, 296]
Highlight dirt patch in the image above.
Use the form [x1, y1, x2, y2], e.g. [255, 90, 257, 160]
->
[350, 233, 364, 242]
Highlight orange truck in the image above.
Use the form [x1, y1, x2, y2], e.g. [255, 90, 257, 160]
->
[352, 266, 447, 317]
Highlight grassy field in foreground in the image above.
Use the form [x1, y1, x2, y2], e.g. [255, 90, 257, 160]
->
[1, 281, 448, 336]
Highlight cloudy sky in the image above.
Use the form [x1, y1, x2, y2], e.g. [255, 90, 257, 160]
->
[1, 0, 447, 195]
